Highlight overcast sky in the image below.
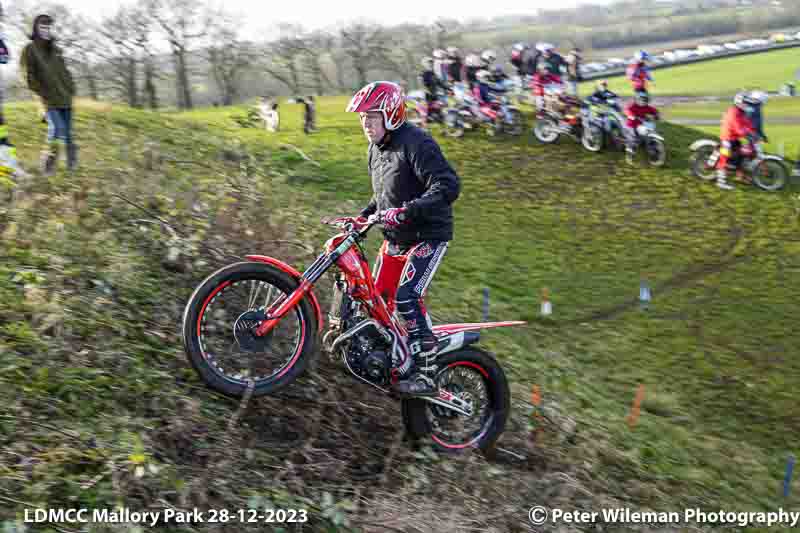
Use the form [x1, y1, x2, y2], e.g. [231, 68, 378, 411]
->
[11, 0, 613, 40]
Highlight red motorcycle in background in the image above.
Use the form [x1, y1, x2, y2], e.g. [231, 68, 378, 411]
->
[182, 214, 524, 452]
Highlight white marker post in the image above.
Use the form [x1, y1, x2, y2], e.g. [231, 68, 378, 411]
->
[540, 288, 552, 317]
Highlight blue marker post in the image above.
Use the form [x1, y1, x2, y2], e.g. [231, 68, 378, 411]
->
[482, 288, 490, 322]
[639, 276, 652, 311]
[784, 454, 795, 498]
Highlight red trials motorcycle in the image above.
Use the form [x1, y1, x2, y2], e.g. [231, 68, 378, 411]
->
[182, 214, 525, 452]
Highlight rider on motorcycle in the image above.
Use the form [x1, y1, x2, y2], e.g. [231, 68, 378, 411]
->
[715, 92, 760, 190]
[346, 81, 461, 396]
[472, 69, 501, 123]
[433, 49, 448, 85]
[511, 43, 529, 77]
[587, 80, 619, 107]
[627, 50, 653, 94]
[531, 62, 563, 116]
[419, 57, 447, 127]
[624, 90, 660, 164]
[463, 54, 481, 90]
[447, 47, 463, 84]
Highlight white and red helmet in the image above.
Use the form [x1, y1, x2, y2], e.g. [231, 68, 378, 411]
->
[346, 81, 407, 131]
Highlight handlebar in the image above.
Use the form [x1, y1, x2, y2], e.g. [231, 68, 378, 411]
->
[321, 213, 382, 236]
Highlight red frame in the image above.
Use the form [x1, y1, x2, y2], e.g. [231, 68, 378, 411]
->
[250, 228, 413, 364]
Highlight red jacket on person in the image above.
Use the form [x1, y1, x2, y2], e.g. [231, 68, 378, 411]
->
[624, 101, 659, 129]
[720, 106, 755, 141]
[530, 72, 562, 96]
[626, 62, 652, 91]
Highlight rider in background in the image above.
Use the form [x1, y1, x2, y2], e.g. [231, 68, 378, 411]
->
[715, 92, 759, 190]
[446, 47, 463, 84]
[510, 43, 529, 77]
[533, 43, 566, 76]
[463, 53, 481, 90]
[531, 62, 563, 116]
[472, 69, 499, 123]
[746, 90, 769, 142]
[564, 47, 582, 96]
[433, 49, 448, 85]
[623, 90, 660, 164]
[419, 57, 444, 127]
[627, 50, 653, 94]
[346, 81, 461, 396]
[588, 79, 619, 107]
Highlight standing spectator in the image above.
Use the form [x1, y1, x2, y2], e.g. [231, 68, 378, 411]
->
[564, 47, 582, 96]
[297, 95, 317, 134]
[20, 14, 77, 174]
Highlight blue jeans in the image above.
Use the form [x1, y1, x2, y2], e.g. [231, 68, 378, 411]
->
[46, 108, 73, 144]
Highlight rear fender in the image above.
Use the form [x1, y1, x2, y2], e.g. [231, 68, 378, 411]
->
[245, 254, 324, 332]
[690, 139, 719, 152]
[432, 321, 526, 356]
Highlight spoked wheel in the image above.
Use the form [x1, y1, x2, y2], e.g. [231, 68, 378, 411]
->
[608, 121, 626, 151]
[533, 117, 559, 143]
[752, 159, 788, 191]
[646, 137, 667, 167]
[691, 145, 719, 181]
[181, 262, 318, 398]
[505, 109, 524, 136]
[582, 125, 604, 152]
[402, 348, 510, 454]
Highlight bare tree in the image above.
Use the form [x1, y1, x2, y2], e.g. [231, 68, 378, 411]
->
[301, 31, 334, 96]
[97, 7, 144, 107]
[206, 19, 255, 106]
[148, 0, 211, 109]
[339, 23, 401, 88]
[261, 24, 309, 94]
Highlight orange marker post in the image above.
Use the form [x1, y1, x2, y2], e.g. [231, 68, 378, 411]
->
[626, 384, 646, 428]
[531, 385, 543, 442]
[540, 288, 552, 316]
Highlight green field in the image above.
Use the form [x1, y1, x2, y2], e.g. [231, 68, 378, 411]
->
[1, 96, 799, 531]
[581, 46, 800, 96]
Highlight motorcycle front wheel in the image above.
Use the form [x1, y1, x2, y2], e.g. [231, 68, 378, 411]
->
[646, 137, 667, 167]
[533, 117, 560, 143]
[181, 262, 318, 398]
[690, 146, 718, 181]
[582, 125, 604, 152]
[402, 348, 510, 455]
[753, 159, 788, 191]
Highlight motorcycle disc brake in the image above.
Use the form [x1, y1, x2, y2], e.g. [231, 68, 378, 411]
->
[233, 309, 274, 352]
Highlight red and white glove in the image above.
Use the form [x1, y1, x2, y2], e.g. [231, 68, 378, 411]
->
[380, 207, 408, 228]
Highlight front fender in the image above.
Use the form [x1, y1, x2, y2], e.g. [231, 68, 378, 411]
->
[245, 254, 324, 332]
[647, 133, 665, 142]
[690, 139, 719, 152]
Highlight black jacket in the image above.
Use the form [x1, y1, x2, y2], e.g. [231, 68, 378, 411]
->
[360, 123, 460, 244]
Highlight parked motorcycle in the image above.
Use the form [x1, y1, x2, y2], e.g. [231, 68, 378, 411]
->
[689, 139, 788, 191]
[182, 213, 523, 453]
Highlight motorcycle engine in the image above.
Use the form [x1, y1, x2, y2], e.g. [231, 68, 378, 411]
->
[344, 325, 393, 387]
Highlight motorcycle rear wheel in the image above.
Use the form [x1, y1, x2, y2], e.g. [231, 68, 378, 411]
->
[753, 159, 788, 191]
[402, 348, 510, 455]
